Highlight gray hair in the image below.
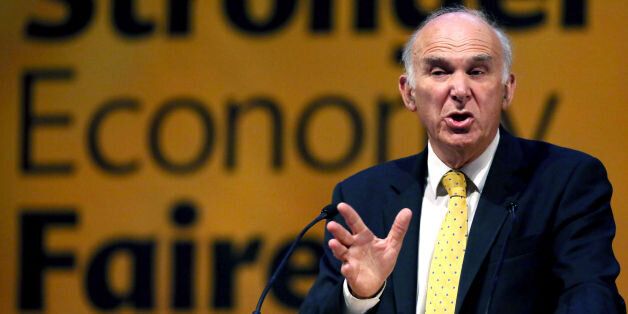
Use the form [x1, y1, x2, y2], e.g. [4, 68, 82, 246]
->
[401, 6, 513, 85]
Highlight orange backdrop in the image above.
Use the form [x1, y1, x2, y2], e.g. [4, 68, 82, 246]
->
[1, 1, 626, 313]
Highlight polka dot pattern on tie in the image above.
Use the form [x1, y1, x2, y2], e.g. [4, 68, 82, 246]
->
[426, 170, 468, 313]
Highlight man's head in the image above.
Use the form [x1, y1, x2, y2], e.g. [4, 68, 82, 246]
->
[398, 7, 516, 169]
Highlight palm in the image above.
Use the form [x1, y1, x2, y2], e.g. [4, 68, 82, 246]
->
[327, 203, 412, 298]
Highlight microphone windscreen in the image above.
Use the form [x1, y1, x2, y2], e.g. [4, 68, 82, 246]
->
[321, 203, 339, 219]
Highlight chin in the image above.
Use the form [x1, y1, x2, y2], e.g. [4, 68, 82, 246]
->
[443, 133, 478, 148]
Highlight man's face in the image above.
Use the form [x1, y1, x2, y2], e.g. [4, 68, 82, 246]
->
[399, 13, 515, 165]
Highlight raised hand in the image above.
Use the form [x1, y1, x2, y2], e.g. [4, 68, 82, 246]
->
[326, 202, 412, 298]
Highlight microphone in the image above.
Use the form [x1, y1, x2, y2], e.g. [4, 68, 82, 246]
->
[484, 201, 518, 314]
[252, 203, 339, 314]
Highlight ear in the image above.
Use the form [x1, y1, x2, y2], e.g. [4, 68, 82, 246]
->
[399, 75, 417, 112]
[502, 73, 516, 110]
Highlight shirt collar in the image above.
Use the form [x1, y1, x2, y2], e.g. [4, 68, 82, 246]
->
[426, 130, 500, 198]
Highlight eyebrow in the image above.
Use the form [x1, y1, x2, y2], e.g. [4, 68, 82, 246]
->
[421, 54, 494, 66]
[471, 54, 493, 62]
[422, 56, 447, 66]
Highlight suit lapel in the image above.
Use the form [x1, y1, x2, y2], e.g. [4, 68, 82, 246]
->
[455, 130, 526, 313]
[385, 151, 428, 314]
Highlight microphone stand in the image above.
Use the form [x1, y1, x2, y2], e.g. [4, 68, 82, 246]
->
[252, 204, 338, 314]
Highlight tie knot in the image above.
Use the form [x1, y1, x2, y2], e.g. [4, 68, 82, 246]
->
[442, 170, 467, 197]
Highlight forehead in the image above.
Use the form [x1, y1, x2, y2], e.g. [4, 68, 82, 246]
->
[415, 13, 502, 61]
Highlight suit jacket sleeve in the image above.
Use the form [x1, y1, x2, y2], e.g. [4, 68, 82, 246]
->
[551, 157, 625, 313]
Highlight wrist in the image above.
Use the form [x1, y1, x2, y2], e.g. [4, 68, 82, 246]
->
[349, 282, 386, 299]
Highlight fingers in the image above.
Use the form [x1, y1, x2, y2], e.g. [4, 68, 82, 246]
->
[328, 238, 349, 261]
[337, 202, 368, 235]
[340, 261, 354, 281]
[327, 221, 354, 246]
[387, 208, 412, 245]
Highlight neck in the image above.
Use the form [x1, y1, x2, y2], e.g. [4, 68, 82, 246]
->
[430, 140, 491, 170]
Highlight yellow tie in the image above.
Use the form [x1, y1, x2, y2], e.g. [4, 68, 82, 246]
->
[426, 170, 468, 313]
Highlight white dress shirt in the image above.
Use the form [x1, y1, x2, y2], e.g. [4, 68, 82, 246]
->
[343, 131, 500, 314]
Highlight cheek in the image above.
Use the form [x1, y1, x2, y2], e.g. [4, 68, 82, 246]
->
[416, 104, 443, 132]
[474, 86, 504, 113]
[416, 86, 448, 109]
[416, 88, 450, 129]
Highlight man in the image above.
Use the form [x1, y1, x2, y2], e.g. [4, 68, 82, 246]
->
[300, 6, 625, 314]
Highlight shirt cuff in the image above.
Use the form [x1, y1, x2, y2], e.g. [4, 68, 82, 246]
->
[342, 279, 386, 314]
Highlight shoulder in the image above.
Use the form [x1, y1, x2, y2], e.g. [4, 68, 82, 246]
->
[496, 132, 604, 172]
[502, 135, 611, 196]
[338, 154, 419, 189]
[330, 154, 422, 209]
[506, 133, 606, 174]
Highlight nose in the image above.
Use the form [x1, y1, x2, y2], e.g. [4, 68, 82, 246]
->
[449, 73, 471, 106]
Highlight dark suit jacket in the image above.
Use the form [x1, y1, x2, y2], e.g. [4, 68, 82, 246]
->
[301, 131, 625, 313]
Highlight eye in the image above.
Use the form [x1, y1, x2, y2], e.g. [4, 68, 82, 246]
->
[430, 68, 448, 76]
[468, 68, 486, 76]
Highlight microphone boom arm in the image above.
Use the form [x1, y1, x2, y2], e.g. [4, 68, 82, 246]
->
[252, 204, 338, 314]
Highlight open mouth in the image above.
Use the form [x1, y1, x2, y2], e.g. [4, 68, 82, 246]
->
[451, 113, 470, 122]
[445, 112, 473, 130]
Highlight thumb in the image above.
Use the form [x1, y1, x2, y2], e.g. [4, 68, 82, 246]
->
[387, 208, 412, 245]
